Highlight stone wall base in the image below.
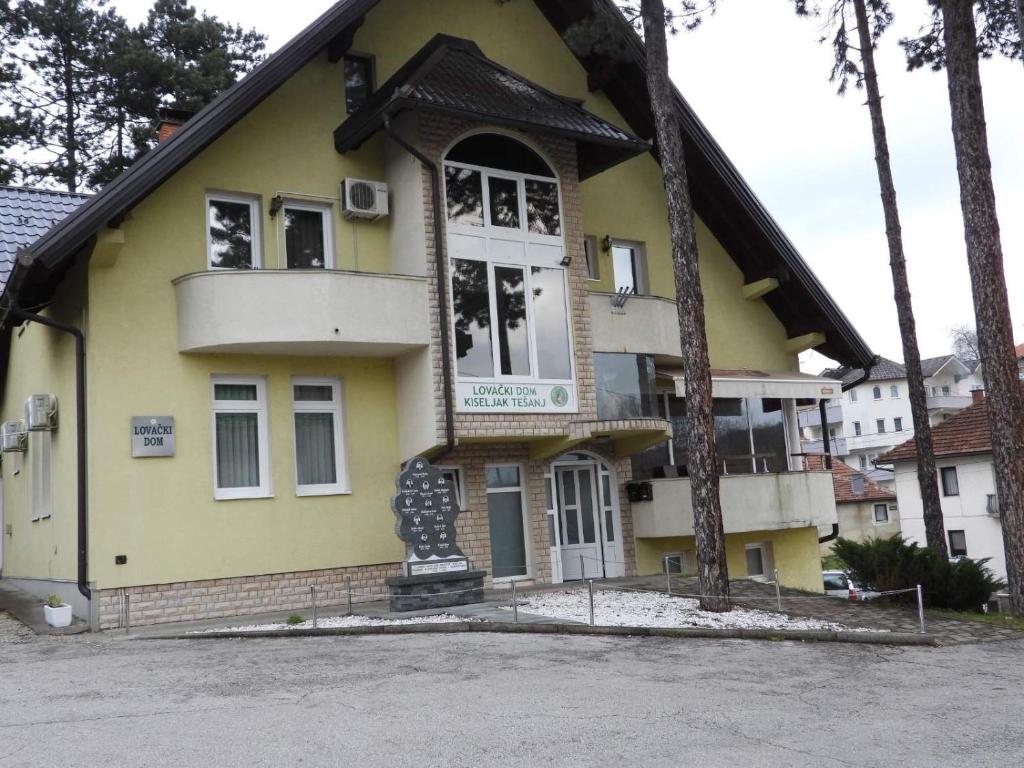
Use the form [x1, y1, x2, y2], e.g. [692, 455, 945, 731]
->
[94, 562, 403, 631]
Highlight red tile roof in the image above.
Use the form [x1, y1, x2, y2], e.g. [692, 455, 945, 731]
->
[805, 456, 896, 503]
[879, 397, 993, 463]
[1015, 343, 1024, 359]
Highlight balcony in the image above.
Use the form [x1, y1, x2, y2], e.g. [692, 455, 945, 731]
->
[589, 292, 681, 359]
[926, 394, 972, 412]
[173, 270, 430, 356]
[797, 403, 843, 428]
[632, 471, 837, 538]
[801, 437, 848, 456]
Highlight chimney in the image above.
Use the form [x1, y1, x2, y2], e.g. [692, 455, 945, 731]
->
[971, 388, 985, 405]
[156, 106, 195, 143]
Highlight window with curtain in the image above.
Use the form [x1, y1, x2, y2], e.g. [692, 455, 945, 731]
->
[212, 377, 269, 499]
[284, 204, 331, 269]
[293, 378, 348, 495]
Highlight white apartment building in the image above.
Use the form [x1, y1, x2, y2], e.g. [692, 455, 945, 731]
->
[800, 355, 983, 487]
[881, 393, 1006, 580]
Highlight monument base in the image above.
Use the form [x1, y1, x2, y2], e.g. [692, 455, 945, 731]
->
[386, 570, 486, 612]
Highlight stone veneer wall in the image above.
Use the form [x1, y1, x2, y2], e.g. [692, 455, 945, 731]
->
[413, 114, 599, 441]
[93, 441, 635, 630]
[442, 441, 636, 585]
[93, 561, 402, 631]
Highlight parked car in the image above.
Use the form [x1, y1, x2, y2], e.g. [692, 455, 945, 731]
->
[822, 570, 879, 602]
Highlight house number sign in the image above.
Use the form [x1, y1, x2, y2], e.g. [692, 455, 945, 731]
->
[391, 457, 468, 576]
[131, 416, 175, 458]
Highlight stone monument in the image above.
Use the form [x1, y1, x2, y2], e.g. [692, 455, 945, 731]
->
[386, 457, 486, 611]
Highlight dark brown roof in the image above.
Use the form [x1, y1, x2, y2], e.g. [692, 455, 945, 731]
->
[879, 397, 993, 463]
[821, 356, 905, 385]
[335, 35, 648, 179]
[806, 456, 896, 503]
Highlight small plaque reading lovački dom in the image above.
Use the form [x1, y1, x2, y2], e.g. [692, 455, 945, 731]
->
[131, 416, 175, 458]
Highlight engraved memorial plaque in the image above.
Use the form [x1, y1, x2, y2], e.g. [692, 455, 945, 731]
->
[391, 457, 467, 576]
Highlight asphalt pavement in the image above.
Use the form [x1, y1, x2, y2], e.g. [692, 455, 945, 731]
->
[1, 631, 1022, 767]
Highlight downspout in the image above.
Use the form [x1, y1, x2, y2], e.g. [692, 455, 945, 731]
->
[6, 306, 89, 599]
[382, 116, 455, 456]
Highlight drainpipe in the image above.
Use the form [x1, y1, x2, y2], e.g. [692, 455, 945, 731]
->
[6, 306, 89, 599]
[818, 398, 833, 470]
[382, 116, 456, 457]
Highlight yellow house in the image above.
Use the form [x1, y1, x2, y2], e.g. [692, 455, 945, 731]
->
[0, 0, 873, 630]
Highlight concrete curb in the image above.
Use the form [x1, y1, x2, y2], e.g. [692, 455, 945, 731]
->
[144, 621, 938, 646]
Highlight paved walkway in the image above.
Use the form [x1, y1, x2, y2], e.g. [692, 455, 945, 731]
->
[623, 574, 1024, 645]
[0, 581, 89, 635]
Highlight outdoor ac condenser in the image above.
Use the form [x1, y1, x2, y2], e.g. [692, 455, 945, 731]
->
[25, 393, 57, 431]
[341, 178, 389, 221]
[1, 421, 27, 453]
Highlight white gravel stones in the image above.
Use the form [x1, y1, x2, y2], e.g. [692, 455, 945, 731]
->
[507, 588, 856, 631]
[192, 612, 467, 634]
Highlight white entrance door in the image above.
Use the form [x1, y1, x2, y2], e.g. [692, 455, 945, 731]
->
[556, 465, 604, 580]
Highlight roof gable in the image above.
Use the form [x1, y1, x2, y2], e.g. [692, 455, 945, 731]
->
[806, 455, 896, 503]
[7, 0, 873, 369]
[879, 395, 997, 463]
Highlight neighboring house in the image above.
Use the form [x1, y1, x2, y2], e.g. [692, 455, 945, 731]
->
[0, 0, 872, 630]
[799, 354, 981, 487]
[879, 390, 1007, 580]
[1016, 343, 1024, 379]
[806, 457, 899, 555]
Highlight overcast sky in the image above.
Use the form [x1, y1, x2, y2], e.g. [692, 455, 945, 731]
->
[115, 0, 1024, 371]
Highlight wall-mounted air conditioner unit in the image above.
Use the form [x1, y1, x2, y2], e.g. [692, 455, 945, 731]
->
[1, 421, 27, 453]
[25, 393, 57, 431]
[341, 178, 389, 221]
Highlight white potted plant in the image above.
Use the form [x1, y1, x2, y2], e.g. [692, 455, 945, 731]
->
[43, 594, 72, 628]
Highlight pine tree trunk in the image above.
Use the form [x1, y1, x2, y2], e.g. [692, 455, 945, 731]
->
[852, 0, 947, 557]
[640, 0, 729, 612]
[940, 0, 1024, 613]
[63, 48, 77, 193]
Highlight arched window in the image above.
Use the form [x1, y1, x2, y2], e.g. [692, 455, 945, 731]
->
[444, 134, 574, 408]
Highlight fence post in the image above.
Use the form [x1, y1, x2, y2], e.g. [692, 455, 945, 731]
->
[579, 554, 585, 582]
[774, 568, 782, 612]
[512, 580, 519, 624]
[346, 577, 353, 615]
[588, 579, 595, 626]
[124, 592, 131, 634]
[664, 556, 671, 596]
[916, 584, 926, 634]
[311, 585, 318, 629]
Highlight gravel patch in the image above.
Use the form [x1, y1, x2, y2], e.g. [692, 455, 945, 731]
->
[0, 611, 36, 643]
[507, 588, 867, 631]
[190, 613, 468, 634]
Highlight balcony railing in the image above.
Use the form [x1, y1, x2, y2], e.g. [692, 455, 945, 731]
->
[926, 394, 972, 411]
[631, 471, 837, 538]
[797, 403, 843, 428]
[173, 269, 430, 356]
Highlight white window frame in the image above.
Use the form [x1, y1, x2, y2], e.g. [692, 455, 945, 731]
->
[894, 417, 903, 432]
[211, 375, 271, 501]
[444, 160, 575, 387]
[282, 200, 334, 270]
[849, 389, 858, 403]
[858, 454, 867, 469]
[583, 234, 600, 281]
[744, 542, 773, 579]
[291, 377, 349, 497]
[437, 465, 466, 509]
[853, 421, 862, 437]
[873, 503, 890, 524]
[872, 386, 882, 400]
[890, 384, 899, 398]
[611, 238, 647, 295]
[941, 466, 960, 497]
[876, 418, 886, 434]
[29, 431, 52, 521]
[206, 192, 261, 270]
[485, 463, 531, 583]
